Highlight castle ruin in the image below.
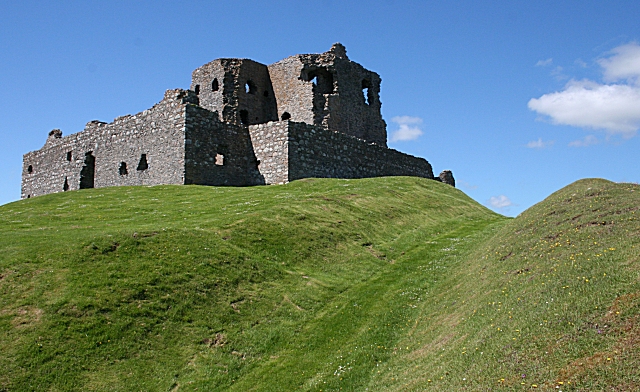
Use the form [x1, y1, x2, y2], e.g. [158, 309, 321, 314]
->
[21, 44, 454, 199]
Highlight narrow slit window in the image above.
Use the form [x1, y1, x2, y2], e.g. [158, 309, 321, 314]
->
[119, 162, 128, 175]
[63, 177, 69, 191]
[362, 79, 372, 105]
[239, 110, 249, 125]
[27, 165, 33, 173]
[66, 151, 72, 161]
[194, 84, 200, 95]
[137, 154, 148, 171]
[211, 78, 219, 92]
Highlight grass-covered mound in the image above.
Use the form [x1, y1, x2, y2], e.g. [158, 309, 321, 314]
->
[0, 177, 501, 391]
[373, 178, 640, 391]
[0, 177, 638, 390]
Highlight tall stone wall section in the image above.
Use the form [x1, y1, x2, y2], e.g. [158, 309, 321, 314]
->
[248, 121, 290, 184]
[184, 104, 264, 186]
[21, 90, 191, 198]
[287, 122, 433, 181]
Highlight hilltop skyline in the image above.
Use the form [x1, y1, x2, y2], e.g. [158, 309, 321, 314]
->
[1, 1, 639, 215]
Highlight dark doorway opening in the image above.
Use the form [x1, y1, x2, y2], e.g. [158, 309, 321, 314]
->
[239, 110, 249, 125]
[137, 154, 148, 171]
[79, 152, 95, 189]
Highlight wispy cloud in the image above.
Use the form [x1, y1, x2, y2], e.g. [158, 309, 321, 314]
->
[487, 195, 513, 212]
[528, 42, 640, 139]
[598, 42, 640, 83]
[458, 180, 478, 190]
[536, 58, 553, 67]
[526, 138, 555, 149]
[390, 116, 423, 142]
[568, 135, 599, 147]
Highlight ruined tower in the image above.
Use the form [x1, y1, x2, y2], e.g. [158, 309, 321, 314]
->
[191, 59, 278, 126]
[268, 43, 387, 147]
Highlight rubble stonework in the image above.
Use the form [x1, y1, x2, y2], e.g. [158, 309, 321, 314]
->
[21, 44, 454, 199]
[436, 170, 455, 187]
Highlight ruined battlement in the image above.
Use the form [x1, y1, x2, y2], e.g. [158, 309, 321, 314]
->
[22, 44, 453, 199]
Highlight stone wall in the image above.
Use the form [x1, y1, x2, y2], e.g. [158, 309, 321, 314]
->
[184, 104, 263, 186]
[269, 44, 387, 147]
[191, 59, 278, 126]
[287, 122, 433, 181]
[21, 89, 191, 198]
[248, 121, 290, 185]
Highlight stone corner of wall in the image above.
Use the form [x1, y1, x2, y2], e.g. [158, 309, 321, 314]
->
[163, 88, 199, 105]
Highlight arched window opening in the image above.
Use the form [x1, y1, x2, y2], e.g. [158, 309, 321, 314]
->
[27, 165, 33, 173]
[211, 78, 219, 92]
[63, 177, 69, 191]
[245, 80, 256, 94]
[79, 151, 95, 189]
[281, 112, 291, 121]
[66, 151, 72, 161]
[119, 162, 128, 176]
[239, 110, 249, 125]
[362, 79, 373, 105]
[194, 84, 200, 95]
[137, 154, 148, 171]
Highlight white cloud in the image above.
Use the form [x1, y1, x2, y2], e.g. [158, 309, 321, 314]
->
[487, 195, 513, 211]
[536, 58, 553, 67]
[597, 42, 640, 83]
[568, 135, 599, 147]
[528, 42, 640, 138]
[390, 116, 423, 142]
[528, 80, 640, 136]
[526, 138, 555, 148]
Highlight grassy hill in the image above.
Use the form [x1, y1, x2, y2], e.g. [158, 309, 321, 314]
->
[0, 177, 638, 391]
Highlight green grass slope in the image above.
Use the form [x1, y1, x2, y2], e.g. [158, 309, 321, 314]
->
[0, 177, 638, 391]
[372, 178, 640, 391]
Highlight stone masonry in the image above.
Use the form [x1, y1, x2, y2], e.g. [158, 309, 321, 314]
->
[22, 44, 453, 199]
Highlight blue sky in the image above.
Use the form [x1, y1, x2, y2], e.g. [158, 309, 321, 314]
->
[1, 1, 639, 215]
